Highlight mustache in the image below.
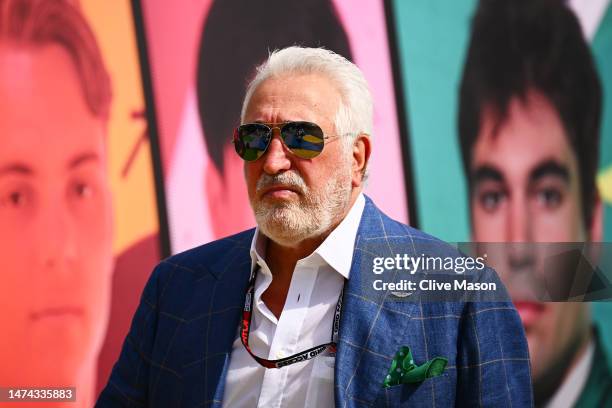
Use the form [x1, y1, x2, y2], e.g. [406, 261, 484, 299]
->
[256, 171, 307, 195]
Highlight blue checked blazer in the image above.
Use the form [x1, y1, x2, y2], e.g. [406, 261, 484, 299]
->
[97, 196, 533, 407]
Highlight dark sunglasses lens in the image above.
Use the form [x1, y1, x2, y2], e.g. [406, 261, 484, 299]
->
[281, 122, 325, 159]
[235, 124, 271, 161]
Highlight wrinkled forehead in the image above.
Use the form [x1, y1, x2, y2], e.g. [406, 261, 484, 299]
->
[244, 73, 342, 125]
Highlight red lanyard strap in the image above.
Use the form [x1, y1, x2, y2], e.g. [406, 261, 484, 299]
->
[240, 266, 343, 369]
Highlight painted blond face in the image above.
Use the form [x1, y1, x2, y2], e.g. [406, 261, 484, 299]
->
[0, 45, 114, 385]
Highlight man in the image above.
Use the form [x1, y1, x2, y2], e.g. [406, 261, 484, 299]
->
[98, 46, 532, 407]
[458, 0, 611, 406]
[0, 0, 114, 406]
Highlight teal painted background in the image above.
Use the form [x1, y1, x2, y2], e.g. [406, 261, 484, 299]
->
[390, 0, 474, 242]
[592, 2, 612, 367]
[390, 0, 612, 362]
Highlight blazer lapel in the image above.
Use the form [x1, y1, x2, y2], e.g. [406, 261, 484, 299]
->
[335, 197, 419, 407]
[209, 243, 253, 406]
[179, 231, 253, 407]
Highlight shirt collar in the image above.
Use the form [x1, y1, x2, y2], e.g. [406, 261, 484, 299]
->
[545, 336, 595, 408]
[315, 193, 365, 279]
[249, 193, 366, 279]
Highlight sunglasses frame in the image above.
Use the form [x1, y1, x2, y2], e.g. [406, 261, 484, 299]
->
[233, 121, 338, 161]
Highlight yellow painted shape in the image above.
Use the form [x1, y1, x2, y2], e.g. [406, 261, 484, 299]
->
[598, 165, 612, 205]
[80, 1, 159, 255]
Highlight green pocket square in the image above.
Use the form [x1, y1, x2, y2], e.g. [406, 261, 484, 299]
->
[382, 346, 447, 388]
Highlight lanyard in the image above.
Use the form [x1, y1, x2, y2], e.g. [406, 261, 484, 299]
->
[240, 266, 343, 369]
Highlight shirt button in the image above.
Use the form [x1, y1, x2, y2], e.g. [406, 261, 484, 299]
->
[276, 351, 285, 359]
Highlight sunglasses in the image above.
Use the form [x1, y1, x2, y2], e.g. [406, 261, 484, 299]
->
[233, 121, 335, 161]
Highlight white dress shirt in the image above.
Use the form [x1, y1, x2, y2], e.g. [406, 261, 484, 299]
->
[222, 194, 366, 408]
[545, 338, 595, 408]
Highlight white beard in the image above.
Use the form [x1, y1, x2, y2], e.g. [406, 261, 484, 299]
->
[251, 166, 353, 247]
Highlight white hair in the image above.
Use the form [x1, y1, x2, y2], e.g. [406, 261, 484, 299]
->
[240, 46, 374, 154]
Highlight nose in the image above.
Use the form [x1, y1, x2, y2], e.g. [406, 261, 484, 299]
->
[505, 194, 532, 243]
[505, 194, 536, 274]
[38, 199, 77, 274]
[261, 130, 291, 175]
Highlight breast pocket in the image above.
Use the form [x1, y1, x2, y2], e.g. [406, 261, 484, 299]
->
[377, 375, 454, 408]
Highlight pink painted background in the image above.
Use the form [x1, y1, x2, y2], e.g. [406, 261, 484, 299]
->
[142, 0, 408, 253]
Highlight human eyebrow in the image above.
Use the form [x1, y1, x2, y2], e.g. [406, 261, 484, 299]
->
[471, 165, 505, 186]
[0, 163, 34, 177]
[529, 160, 569, 184]
[68, 152, 100, 170]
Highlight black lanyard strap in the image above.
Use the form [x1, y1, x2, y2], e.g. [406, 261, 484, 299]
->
[240, 266, 343, 369]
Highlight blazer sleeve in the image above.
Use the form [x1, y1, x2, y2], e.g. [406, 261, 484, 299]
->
[455, 268, 534, 407]
[95, 263, 165, 407]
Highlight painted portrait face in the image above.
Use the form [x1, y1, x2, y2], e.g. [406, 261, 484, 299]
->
[470, 90, 597, 384]
[0, 45, 114, 385]
[242, 73, 354, 246]
[205, 142, 254, 238]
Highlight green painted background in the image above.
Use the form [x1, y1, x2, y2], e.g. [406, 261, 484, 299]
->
[391, 0, 474, 243]
[390, 0, 612, 362]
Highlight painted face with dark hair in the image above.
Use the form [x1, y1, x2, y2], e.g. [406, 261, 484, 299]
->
[0, 45, 113, 387]
[469, 90, 601, 395]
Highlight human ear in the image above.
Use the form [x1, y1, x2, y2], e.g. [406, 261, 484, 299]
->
[351, 133, 371, 188]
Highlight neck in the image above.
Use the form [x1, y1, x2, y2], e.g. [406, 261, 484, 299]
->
[261, 232, 332, 319]
[260, 191, 360, 318]
[74, 369, 95, 408]
[534, 325, 592, 406]
[266, 236, 323, 276]
[32, 360, 96, 408]
[265, 190, 360, 279]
